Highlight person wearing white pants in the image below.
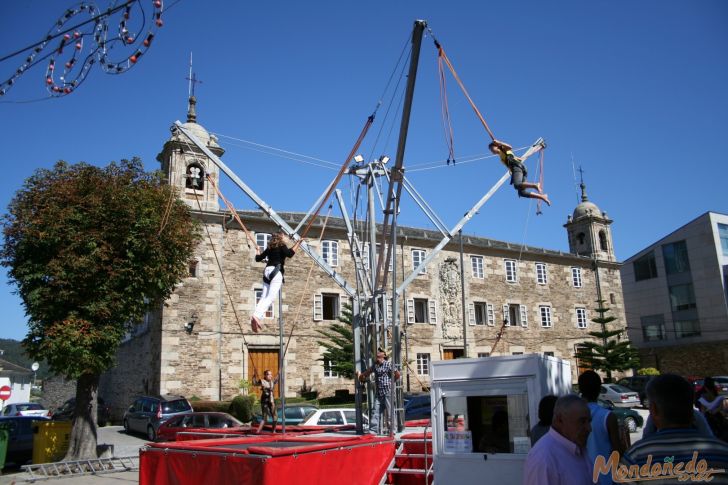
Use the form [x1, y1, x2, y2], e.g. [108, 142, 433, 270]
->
[251, 232, 296, 332]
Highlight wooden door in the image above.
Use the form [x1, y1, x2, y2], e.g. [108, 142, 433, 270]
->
[443, 348, 464, 360]
[248, 349, 280, 399]
[574, 344, 591, 376]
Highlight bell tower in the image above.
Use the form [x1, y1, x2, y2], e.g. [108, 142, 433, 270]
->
[156, 95, 224, 212]
[564, 180, 615, 262]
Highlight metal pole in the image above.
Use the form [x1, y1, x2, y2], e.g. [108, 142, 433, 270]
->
[390, 191, 402, 434]
[368, 173, 379, 414]
[278, 288, 285, 434]
[376, 20, 426, 290]
[460, 229, 468, 358]
[402, 239, 410, 393]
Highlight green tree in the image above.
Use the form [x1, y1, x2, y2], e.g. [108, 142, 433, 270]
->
[315, 303, 355, 379]
[1, 159, 199, 460]
[575, 300, 641, 382]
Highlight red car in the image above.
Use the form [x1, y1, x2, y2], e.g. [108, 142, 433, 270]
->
[155, 412, 244, 442]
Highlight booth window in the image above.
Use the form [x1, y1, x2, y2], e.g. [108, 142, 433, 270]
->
[442, 392, 530, 454]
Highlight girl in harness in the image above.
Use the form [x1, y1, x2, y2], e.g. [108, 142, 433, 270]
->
[489, 139, 551, 206]
[251, 232, 296, 332]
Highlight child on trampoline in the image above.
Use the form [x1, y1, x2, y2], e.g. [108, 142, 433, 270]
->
[251, 231, 296, 333]
[489, 139, 551, 206]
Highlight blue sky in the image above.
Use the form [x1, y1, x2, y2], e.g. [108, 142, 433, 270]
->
[1, 1, 726, 341]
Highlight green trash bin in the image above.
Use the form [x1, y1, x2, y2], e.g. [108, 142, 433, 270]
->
[0, 427, 9, 471]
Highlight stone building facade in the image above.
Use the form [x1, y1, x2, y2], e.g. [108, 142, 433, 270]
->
[100, 102, 627, 419]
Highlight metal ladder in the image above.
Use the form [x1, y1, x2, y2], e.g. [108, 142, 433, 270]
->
[21, 455, 139, 481]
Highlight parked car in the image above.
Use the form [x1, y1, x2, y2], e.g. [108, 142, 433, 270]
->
[1, 402, 50, 418]
[156, 412, 244, 442]
[123, 395, 193, 441]
[253, 404, 318, 425]
[403, 393, 431, 421]
[616, 376, 653, 407]
[598, 399, 644, 433]
[300, 408, 367, 427]
[52, 397, 112, 426]
[712, 376, 728, 395]
[599, 383, 640, 407]
[0, 416, 51, 467]
[687, 376, 704, 396]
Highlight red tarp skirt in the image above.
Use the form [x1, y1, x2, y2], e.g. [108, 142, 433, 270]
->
[140, 434, 395, 485]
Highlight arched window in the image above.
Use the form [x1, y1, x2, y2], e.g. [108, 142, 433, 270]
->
[577, 232, 586, 245]
[599, 230, 608, 251]
[185, 163, 205, 190]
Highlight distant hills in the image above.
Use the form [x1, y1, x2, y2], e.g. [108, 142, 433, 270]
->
[0, 339, 51, 380]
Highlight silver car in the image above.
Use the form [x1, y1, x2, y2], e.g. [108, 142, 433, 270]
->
[122, 395, 192, 441]
[599, 383, 640, 408]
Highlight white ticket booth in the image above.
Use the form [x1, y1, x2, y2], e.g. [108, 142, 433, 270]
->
[430, 354, 573, 484]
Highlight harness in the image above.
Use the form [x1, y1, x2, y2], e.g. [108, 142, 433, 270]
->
[506, 152, 527, 182]
[263, 264, 282, 284]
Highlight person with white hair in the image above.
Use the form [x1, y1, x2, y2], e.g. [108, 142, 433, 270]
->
[523, 394, 593, 485]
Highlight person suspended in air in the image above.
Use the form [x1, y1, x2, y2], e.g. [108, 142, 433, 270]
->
[251, 231, 296, 333]
[489, 139, 551, 206]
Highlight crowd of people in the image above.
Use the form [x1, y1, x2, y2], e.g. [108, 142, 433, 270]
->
[524, 372, 728, 484]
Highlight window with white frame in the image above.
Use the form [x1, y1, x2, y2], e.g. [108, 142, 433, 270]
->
[471, 256, 484, 279]
[254, 289, 274, 318]
[571, 267, 582, 288]
[412, 249, 427, 274]
[256, 233, 271, 252]
[576, 307, 587, 329]
[323, 358, 339, 378]
[540, 305, 552, 328]
[408, 298, 437, 324]
[503, 303, 527, 327]
[322, 240, 339, 266]
[416, 353, 430, 375]
[544, 351, 555, 357]
[504, 259, 517, 283]
[535, 262, 547, 285]
[470, 302, 488, 325]
[313, 293, 340, 321]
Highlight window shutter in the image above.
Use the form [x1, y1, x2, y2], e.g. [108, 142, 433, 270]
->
[487, 304, 495, 326]
[362, 243, 370, 271]
[386, 296, 393, 322]
[468, 303, 475, 326]
[503, 305, 510, 326]
[520, 305, 528, 327]
[337, 294, 342, 320]
[428, 300, 437, 325]
[313, 293, 323, 321]
[407, 299, 415, 324]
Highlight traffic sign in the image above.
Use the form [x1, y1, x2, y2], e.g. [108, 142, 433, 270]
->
[0, 385, 11, 401]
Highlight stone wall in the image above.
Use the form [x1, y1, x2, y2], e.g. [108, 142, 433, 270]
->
[106, 211, 630, 406]
[638, 340, 728, 376]
[42, 376, 76, 412]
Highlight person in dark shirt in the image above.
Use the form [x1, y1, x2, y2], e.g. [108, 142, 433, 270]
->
[488, 139, 551, 206]
[251, 232, 296, 332]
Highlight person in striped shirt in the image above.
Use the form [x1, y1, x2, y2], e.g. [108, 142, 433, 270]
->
[616, 374, 728, 484]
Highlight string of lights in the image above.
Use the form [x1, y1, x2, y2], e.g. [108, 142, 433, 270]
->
[0, 0, 164, 98]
